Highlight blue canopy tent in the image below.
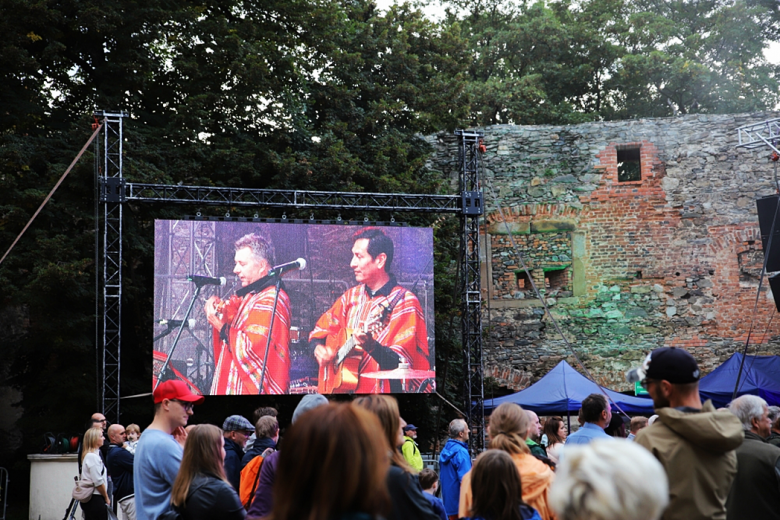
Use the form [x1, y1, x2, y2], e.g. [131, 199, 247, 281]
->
[483, 360, 654, 415]
[698, 353, 780, 408]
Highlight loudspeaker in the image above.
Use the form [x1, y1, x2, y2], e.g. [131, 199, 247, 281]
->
[756, 195, 780, 272]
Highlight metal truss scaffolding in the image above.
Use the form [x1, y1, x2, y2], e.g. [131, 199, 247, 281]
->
[456, 130, 485, 452]
[96, 112, 485, 444]
[96, 110, 128, 420]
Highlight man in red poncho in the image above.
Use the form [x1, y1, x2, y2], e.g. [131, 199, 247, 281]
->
[310, 228, 429, 393]
[205, 233, 290, 394]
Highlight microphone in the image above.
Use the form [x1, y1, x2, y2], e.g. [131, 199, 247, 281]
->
[187, 275, 226, 286]
[157, 319, 197, 329]
[267, 258, 307, 278]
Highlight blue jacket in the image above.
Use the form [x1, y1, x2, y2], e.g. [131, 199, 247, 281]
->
[106, 443, 134, 501]
[438, 439, 472, 515]
[223, 437, 243, 491]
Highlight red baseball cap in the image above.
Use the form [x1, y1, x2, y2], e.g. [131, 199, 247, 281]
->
[153, 380, 205, 405]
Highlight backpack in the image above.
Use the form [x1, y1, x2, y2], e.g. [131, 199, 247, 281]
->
[239, 454, 265, 509]
[42, 432, 57, 454]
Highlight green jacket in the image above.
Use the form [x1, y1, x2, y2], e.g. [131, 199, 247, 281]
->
[525, 438, 547, 458]
[402, 435, 423, 471]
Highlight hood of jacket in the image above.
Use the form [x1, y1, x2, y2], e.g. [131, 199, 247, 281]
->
[657, 400, 744, 453]
[439, 438, 468, 463]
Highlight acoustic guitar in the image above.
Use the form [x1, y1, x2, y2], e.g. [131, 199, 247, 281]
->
[317, 309, 388, 394]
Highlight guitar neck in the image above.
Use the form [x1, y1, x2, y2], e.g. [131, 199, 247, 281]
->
[336, 336, 357, 366]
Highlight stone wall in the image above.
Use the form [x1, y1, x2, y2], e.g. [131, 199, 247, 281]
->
[425, 112, 780, 391]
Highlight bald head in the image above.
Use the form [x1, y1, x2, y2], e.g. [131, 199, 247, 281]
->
[107, 423, 126, 445]
[91, 413, 107, 430]
[526, 410, 541, 439]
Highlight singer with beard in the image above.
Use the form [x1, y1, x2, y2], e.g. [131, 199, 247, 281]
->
[204, 233, 291, 395]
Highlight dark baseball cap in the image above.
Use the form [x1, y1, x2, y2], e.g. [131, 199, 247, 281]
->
[626, 347, 700, 385]
[403, 424, 417, 431]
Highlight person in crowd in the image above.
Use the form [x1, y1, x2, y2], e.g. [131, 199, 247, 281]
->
[542, 416, 566, 465]
[125, 424, 141, 454]
[626, 417, 648, 441]
[628, 347, 743, 520]
[354, 395, 438, 520]
[647, 414, 658, 426]
[725, 395, 780, 520]
[550, 439, 669, 520]
[240, 416, 279, 509]
[169, 424, 245, 520]
[79, 413, 111, 474]
[402, 424, 424, 471]
[310, 228, 429, 393]
[419, 469, 447, 520]
[134, 380, 204, 520]
[106, 424, 136, 520]
[246, 393, 329, 518]
[565, 394, 613, 446]
[604, 414, 628, 438]
[464, 450, 542, 520]
[81, 426, 111, 520]
[439, 418, 471, 520]
[459, 403, 555, 520]
[268, 402, 390, 520]
[242, 415, 279, 469]
[525, 411, 546, 458]
[767, 406, 780, 447]
[245, 406, 278, 451]
[205, 233, 291, 394]
[222, 415, 255, 491]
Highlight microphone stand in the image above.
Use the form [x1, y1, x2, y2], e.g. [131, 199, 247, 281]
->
[153, 284, 204, 391]
[257, 275, 283, 394]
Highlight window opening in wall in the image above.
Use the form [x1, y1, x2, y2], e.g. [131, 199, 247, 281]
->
[546, 268, 568, 291]
[516, 270, 532, 291]
[617, 147, 641, 182]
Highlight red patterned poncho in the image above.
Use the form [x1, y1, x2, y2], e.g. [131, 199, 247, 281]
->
[211, 283, 291, 395]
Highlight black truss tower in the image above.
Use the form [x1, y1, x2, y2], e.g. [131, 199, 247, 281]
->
[456, 130, 485, 452]
[96, 113, 484, 441]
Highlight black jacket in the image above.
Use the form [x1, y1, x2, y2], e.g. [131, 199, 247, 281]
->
[223, 437, 243, 492]
[386, 464, 439, 520]
[181, 473, 246, 520]
[240, 436, 276, 469]
[726, 431, 780, 520]
[105, 444, 134, 501]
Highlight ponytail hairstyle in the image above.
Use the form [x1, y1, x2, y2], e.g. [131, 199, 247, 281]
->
[488, 403, 530, 455]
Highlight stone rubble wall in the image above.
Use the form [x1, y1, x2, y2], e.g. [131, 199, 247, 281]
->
[425, 112, 780, 391]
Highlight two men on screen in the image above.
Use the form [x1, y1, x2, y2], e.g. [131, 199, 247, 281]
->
[310, 228, 430, 393]
[203, 227, 430, 394]
[204, 233, 291, 394]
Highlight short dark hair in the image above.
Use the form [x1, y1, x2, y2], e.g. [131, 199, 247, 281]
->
[253, 406, 278, 424]
[418, 468, 439, 490]
[581, 394, 608, 423]
[353, 228, 394, 270]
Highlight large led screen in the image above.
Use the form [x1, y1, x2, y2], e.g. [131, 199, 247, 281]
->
[153, 220, 435, 395]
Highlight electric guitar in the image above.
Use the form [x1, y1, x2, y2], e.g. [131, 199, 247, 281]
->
[317, 308, 388, 394]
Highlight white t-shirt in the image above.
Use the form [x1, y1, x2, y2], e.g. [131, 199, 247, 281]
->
[82, 451, 106, 494]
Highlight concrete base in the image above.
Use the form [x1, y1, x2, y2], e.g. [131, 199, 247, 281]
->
[28, 454, 79, 520]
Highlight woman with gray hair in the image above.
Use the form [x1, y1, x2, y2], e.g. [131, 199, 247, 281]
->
[550, 439, 669, 520]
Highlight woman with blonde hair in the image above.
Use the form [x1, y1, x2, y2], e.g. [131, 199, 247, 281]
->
[270, 402, 390, 520]
[354, 395, 439, 520]
[80, 426, 111, 519]
[459, 403, 555, 520]
[170, 424, 245, 519]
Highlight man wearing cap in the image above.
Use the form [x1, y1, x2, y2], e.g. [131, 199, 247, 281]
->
[134, 380, 204, 520]
[629, 347, 743, 520]
[222, 415, 254, 491]
[402, 424, 424, 471]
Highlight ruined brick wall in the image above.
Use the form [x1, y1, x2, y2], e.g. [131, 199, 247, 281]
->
[425, 112, 780, 391]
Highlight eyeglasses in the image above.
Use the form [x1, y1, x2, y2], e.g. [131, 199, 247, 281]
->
[93, 418, 107, 423]
[641, 378, 654, 389]
[171, 399, 195, 411]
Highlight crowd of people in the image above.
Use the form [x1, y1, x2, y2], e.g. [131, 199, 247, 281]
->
[73, 346, 780, 520]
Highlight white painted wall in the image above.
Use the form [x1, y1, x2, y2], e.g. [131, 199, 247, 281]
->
[28, 454, 79, 520]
